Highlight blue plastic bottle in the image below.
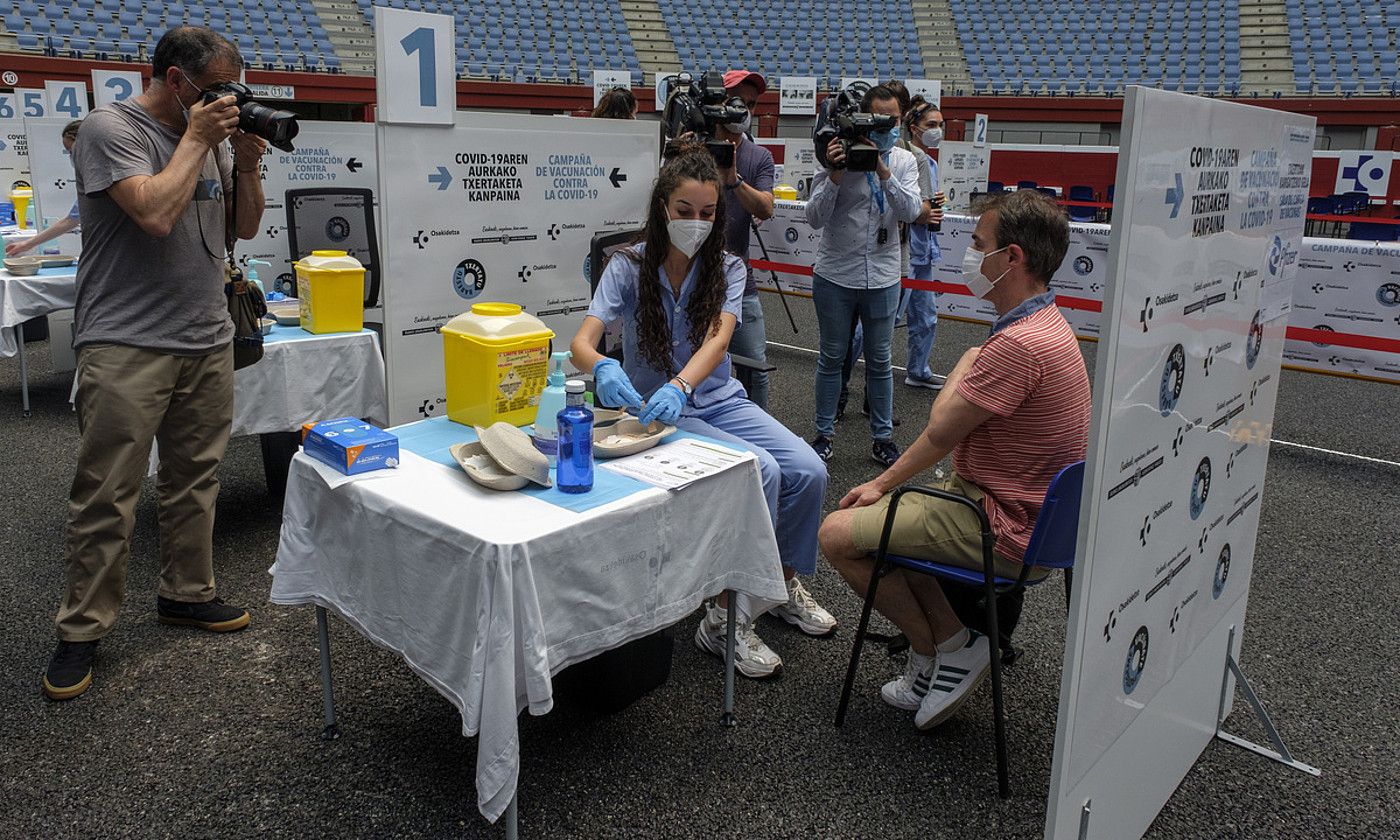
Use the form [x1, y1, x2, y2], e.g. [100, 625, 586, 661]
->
[556, 379, 594, 493]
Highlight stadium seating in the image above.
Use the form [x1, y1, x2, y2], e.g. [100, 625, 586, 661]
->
[655, 0, 926, 86]
[1286, 1, 1399, 94]
[949, 0, 1245, 95]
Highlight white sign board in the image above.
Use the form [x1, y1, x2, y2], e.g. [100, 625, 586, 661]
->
[1283, 238, 1400, 382]
[592, 69, 632, 106]
[377, 112, 654, 425]
[839, 76, 876, 93]
[779, 76, 817, 115]
[904, 78, 942, 106]
[0, 117, 32, 192]
[235, 121, 379, 297]
[973, 113, 989, 147]
[1331, 149, 1391, 196]
[23, 116, 83, 254]
[15, 88, 47, 119]
[937, 140, 990, 214]
[91, 70, 144, 107]
[1045, 87, 1314, 840]
[374, 7, 455, 125]
[44, 80, 89, 120]
[247, 83, 296, 100]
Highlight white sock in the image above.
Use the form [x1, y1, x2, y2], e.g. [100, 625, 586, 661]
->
[909, 650, 936, 673]
[937, 627, 970, 654]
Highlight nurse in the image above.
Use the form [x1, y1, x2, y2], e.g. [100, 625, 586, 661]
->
[570, 147, 834, 678]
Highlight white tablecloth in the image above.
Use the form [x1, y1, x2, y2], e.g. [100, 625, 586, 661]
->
[268, 444, 787, 822]
[234, 327, 387, 434]
[0, 268, 78, 357]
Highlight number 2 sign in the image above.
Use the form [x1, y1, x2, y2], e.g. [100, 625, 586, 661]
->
[374, 7, 454, 125]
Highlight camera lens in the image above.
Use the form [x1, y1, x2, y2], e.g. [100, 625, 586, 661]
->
[239, 102, 299, 152]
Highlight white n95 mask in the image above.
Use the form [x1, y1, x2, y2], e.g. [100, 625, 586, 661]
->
[921, 127, 944, 149]
[667, 215, 712, 259]
[962, 245, 1009, 299]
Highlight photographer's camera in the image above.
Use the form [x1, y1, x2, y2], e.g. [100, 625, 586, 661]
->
[201, 82, 300, 152]
[812, 82, 897, 173]
[661, 70, 748, 168]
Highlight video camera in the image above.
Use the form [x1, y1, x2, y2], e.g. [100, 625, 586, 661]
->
[201, 82, 300, 153]
[661, 70, 748, 168]
[812, 82, 897, 173]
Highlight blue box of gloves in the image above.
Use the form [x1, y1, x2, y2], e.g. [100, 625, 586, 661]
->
[303, 417, 400, 475]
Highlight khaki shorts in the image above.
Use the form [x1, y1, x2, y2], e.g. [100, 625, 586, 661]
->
[850, 471, 1049, 581]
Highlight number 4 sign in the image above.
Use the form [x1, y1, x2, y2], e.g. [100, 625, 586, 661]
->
[374, 7, 454, 125]
[44, 80, 90, 119]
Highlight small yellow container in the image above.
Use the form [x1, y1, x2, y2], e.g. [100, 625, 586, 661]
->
[442, 303, 555, 428]
[772, 184, 798, 200]
[294, 250, 364, 334]
[10, 187, 33, 230]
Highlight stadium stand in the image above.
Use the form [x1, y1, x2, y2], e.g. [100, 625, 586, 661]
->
[1285, 1, 1400, 95]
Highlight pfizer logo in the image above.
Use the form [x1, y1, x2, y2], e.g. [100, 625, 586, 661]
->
[452, 258, 486, 300]
[1073, 255, 1093, 276]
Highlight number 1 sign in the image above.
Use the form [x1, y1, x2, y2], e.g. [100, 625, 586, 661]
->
[374, 7, 454, 125]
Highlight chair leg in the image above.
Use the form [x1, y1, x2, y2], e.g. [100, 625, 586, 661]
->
[836, 561, 886, 727]
[983, 572, 1011, 798]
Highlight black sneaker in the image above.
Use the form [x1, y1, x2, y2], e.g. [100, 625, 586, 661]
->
[861, 398, 900, 427]
[809, 435, 834, 462]
[44, 640, 97, 701]
[157, 596, 251, 633]
[871, 439, 902, 468]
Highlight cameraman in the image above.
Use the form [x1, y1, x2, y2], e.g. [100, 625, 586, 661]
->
[44, 26, 266, 701]
[717, 69, 776, 409]
[806, 84, 921, 467]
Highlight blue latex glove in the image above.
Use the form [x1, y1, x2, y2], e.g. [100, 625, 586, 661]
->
[592, 358, 644, 409]
[639, 382, 686, 426]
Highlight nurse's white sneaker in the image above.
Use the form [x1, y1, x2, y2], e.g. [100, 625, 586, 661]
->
[694, 601, 783, 679]
[770, 577, 839, 637]
[914, 629, 991, 730]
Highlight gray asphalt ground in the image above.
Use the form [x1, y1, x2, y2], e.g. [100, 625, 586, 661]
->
[1, 295, 1397, 839]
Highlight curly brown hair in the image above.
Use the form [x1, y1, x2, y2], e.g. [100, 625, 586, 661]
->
[623, 147, 729, 376]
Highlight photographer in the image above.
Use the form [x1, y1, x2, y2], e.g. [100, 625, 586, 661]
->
[805, 84, 921, 467]
[44, 26, 266, 701]
[717, 69, 776, 409]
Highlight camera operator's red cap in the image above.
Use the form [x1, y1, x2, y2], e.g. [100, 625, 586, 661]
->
[723, 70, 767, 95]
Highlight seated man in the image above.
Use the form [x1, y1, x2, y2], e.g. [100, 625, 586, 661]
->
[818, 190, 1090, 730]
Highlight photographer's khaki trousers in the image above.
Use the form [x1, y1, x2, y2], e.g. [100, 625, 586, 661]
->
[55, 343, 233, 641]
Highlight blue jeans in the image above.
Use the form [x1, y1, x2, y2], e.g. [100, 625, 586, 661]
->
[726, 293, 769, 410]
[677, 397, 828, 576]
[905, 263, 939, 381]
[812, 273, 900, 441]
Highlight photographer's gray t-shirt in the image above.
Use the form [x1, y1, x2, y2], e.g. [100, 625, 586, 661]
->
[71, 99, 233, 354]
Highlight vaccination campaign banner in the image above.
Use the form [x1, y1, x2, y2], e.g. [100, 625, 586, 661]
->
[1045, 87, 1315, 840]
[23, 116, 82, 255]
[377, 112, 654, 426]
[0, 118, 31, 193]
[938, 140, 990, 214]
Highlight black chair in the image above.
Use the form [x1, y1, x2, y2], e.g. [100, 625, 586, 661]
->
[835, 461, 1086, 798]
[284, 188, 381, 310]
[587, 230, 775, 399]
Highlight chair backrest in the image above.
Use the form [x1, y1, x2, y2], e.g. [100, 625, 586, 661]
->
[1020, 461, 1085, 570]
[284, 188, 381, 307]
[588, 228, 642, 359]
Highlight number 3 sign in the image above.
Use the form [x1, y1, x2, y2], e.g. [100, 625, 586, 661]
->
[374, 7, 454, 125]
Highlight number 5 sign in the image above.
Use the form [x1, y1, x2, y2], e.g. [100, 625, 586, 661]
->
[374, 7, 454, 125]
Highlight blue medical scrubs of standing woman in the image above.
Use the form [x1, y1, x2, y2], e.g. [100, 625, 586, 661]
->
[570, 148, 835, 679]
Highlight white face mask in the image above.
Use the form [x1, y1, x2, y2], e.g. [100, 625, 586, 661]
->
[920, 127, 943, 149]
[962, 245, 1009, 299]
[724, 111, 751, 135]
[666, 210, 712, 259]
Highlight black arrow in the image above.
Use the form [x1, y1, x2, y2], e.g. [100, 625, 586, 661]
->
[347, 157, 363, 173]
[609, 167, 626, 188]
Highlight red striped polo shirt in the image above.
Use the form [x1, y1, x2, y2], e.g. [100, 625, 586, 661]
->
[953, 304, 1091, 561]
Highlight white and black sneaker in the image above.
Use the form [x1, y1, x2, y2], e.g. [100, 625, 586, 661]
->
[694, 601, 783, 679]
[914, 629, 991, 730]
[769, 577, 838, 636]
[880, 650, 938, 711]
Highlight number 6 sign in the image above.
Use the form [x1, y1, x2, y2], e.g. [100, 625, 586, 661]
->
[374, 7, 454, 125]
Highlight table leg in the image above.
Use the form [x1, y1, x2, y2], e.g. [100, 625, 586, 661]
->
[259, 431, 301, 497]
[15, 325, 30, 417]
[721, 589, 737, 728]
[316, 606, 341, 741]
[503, 794, 518, 840]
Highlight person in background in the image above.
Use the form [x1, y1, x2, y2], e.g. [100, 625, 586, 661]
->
[902, 97, 947, 390]
[592, 86, 638, 119]
[570, 147, 833, 680]
[819, 190, 1088, 731]
[807, 84, 922, 468]
[43, 26, 266, 701]
[717, 69, 776, 410]
[5, 120, 82, 257]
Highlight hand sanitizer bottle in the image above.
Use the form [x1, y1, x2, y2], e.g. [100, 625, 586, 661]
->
[533, 350, 572, 466]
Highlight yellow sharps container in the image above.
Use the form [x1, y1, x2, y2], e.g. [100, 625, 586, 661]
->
[294, 250, 365, 334]
[442, 303, 555, 428]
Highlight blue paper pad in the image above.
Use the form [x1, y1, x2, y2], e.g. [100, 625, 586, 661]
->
[263, 325, 374, 344]
[393, 416, 652, 514]
[37, 265, 77, 277]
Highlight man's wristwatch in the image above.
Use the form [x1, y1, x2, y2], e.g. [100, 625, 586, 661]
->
[671, 375, 694, 396]
[725, 173, 744, 191]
